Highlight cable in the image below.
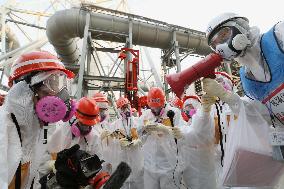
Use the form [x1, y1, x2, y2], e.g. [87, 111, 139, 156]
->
[215, 102, 224, 167]
[167, 110, 184, 189]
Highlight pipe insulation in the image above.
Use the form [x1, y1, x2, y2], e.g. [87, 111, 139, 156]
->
[46, 8, 211, 66]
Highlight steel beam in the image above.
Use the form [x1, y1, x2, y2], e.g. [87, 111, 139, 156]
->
[173, 30, 181, 72]
[76, 13, 90, 99]
[6, 19, 46, 30]
[87, 86, 124, 91]
[84, 75, 124, 82]
[1, 8, 7, 54]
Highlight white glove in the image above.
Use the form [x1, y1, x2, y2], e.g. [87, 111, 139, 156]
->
[203, 78, 232, 103]
[170, 127, 183, 139]
[101, 129, 111, 140]
[120, 138, 131, 147]
[129, 139, 142, 148]
[44, 160, 56, 173]
[201, 94, 217, 112]
[144, 123, 170, 134]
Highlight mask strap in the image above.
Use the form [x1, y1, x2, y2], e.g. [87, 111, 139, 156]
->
[160, 107, 165, 116]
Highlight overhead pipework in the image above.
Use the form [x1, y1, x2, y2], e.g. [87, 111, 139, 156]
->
[46, 5, 212, 68]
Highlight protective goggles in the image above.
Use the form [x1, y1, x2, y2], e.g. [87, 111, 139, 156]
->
[42, 73, 68, 94]
[209, 27, 233, 50]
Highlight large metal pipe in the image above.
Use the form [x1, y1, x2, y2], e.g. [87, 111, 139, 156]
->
[46, 8, 211, 66]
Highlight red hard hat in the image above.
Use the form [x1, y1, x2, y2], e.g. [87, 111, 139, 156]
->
[116, 97, 130, 109]
[75, 97, 100, 126]
[147, 87, 165, 108]
[170, 97, 183, 109]
[8, 51, 74, 87]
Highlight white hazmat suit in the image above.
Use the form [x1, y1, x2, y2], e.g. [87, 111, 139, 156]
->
[139, 104, 185, 189]
[0, 81, 47, 188]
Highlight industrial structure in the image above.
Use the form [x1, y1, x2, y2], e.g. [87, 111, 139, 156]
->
[0, 0, 241, 113]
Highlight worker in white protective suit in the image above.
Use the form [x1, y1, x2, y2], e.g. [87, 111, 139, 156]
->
[139, 87, 185, 189]
[211, 72, 237, 189]
[176, 94, 217, 189]
[182, 95, 201, 125]
[47, 97, 102, 157]
[204, 12, 284, 188]
[0, 51, 75, 189]
[93, 92, 111, 133]
[103, 96, 144, 189]
[92, 92, 115, 173]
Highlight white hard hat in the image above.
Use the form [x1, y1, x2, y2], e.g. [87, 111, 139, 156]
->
[206, 12, 249, 43]
[183, 96, 201, 109]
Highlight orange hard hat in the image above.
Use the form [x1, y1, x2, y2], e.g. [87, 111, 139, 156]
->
[116, 97, 130, 109]
[8, 51, 74, 87]
[75, 97, 100, 126]
[147, 87, 165, 108]
[170, 97, 183, 109]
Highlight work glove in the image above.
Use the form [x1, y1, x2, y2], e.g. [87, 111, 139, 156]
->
[201, 94, 217, 112]
[120, 138, 132, 148]
[202, 78, 233, 104]
[101, 129, 111, 140]
[44, 160, 56, 174]
[170, 127, 183, 139]
[144, 123, 170, 134]
[129, 139, 142, 148]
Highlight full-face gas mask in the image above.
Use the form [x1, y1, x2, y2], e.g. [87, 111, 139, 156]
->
[183, 104, 196, 118]
[183, 98, 200, 118]
[32, 72, 76, 124]
[208, 21, 251, 60]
